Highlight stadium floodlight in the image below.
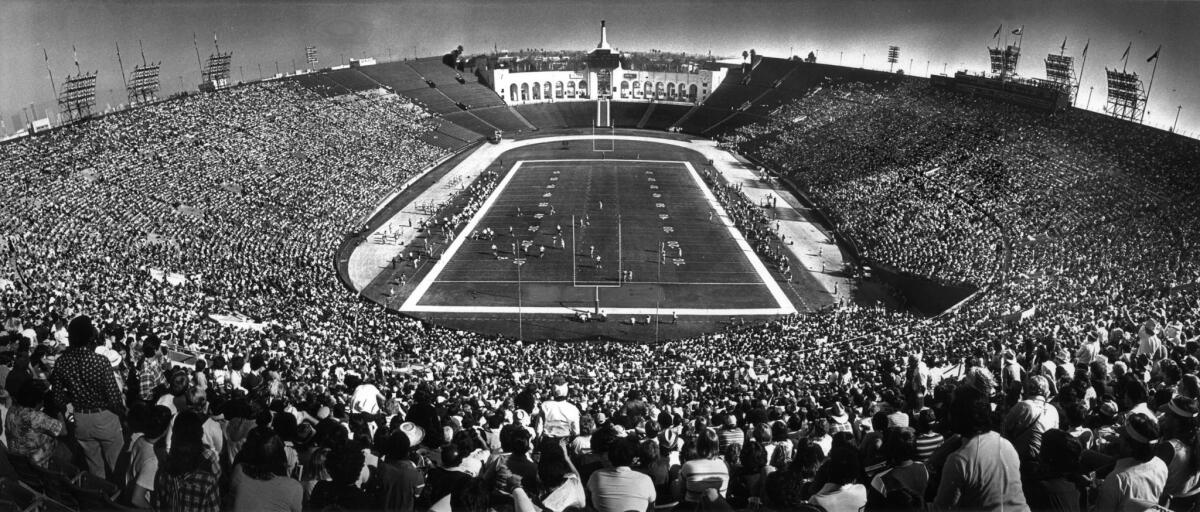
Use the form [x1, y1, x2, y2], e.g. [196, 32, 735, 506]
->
[1104, 68, 1145, 122]
[306, 45, 319, 69]
[1044, 54, 1075, 102]
[58, 71, 99, 122]
[887, 45, 900, 72]
[128, 62, 162, 105]
[202, 52, 233, 89]
[988, 45, 1021, 79]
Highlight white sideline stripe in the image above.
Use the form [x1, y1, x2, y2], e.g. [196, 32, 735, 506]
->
[433, 281, 765, 285]
[403, 306, 786, 316]
[400, 160, 529, 310]
[401, 156, 797, 316]
[680, 160, 796, 314]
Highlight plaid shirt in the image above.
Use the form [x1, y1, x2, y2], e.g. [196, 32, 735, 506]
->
[139, 356, 168, 401]
[152, 470, 220, 512]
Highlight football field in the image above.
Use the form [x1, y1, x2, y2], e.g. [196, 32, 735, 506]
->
[402, 157, 793, 315]
[346, 135, 835, 341]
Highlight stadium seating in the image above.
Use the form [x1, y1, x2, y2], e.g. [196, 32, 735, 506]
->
[408, 58, 507, 108]
[324, 68, 382, 91]
[641, 103, 693, 131]
[9, 43, 1200, 512]
[292, 73, 352, 97]
[469, 105, 532, 132]
[512, 102, 596, 129]
[356, 61, 430, 92]
[609, 101, 651, 128]
[442, 110, 499, 136]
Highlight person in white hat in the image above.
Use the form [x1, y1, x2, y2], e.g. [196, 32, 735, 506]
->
[540, 377, 580, 440]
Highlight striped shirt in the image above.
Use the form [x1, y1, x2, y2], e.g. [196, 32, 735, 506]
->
[718, 427, 744, 451]
[915, 432, 944, 462]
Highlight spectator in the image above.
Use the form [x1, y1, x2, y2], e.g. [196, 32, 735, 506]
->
[229, 428, 303, 512]
[422, 444, 472, 507]
[1155, 396, 1200, 510]
[914, 409, 944, 462]
[1094, 413, 1167, 510]
[153, 411, 221, 512]
[765, 438, 824, 508]
[539, 378, 580, 439]
[378, 429, 425, 512]
[1002, 375, 1060, 465]
[308, 445, 372, 511]
[136, 334, 169, 402]
[717, 413, 744, 451]
[679, 428, 729, 504]
[933, 387, 1029, 511]
[869, 427, 929, 509]
[50, 315, 125, 479]
[809, 444, 867, 511]
[1024, 429, 1086, 512]
[5, 380, 64, 470]
[588, 436, 655, 512]
[122, 404, 173, 508]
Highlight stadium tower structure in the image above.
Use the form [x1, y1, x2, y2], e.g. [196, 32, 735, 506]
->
[126, 41, 162, 106]
[586, 20, 621, 100]
[988, 26, 1023, 81]
[200, 33, 233, 92]
[57, 47, 99, 123]
[1044, 40, 1076, 104]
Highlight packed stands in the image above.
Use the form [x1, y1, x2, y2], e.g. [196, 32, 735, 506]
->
[292, 73, 352, 97]
[4, 51, 1200, 512]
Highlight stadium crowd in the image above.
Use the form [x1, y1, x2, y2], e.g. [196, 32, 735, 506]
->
[0, 71, 1197, 512]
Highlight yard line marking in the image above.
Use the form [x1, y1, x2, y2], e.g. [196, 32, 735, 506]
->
[401, 149, 798, 316]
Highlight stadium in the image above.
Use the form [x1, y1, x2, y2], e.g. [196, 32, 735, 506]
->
[1, 2, 1200, 510]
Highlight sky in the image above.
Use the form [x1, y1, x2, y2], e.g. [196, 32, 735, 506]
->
[2, 0, 1198, 135]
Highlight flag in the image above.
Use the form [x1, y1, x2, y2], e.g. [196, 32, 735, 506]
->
[1147, 45, 1161, 62]
[1061, 37, 1067, 52]
[993, 24, 1002, 39]
[1082, 39, 1089, 57]
[43, 48, 48, 62]
[1012, 27, 1023, 35]
[1121, 42, 1131, 61]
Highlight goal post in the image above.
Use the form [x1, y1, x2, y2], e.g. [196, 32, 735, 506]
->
[571, 212, 622, 288]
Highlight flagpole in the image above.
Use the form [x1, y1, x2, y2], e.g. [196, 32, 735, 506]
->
[1123, 42, 1131, 72]
[194, 32, 204, 82]
[1144, 48, 1160, 124]
[116, 41, 128, 93]
[44, 48, 58, 101]
[1075, 39, 1088, 107]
